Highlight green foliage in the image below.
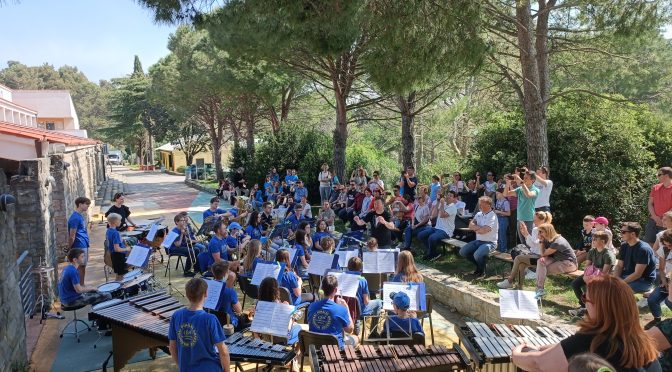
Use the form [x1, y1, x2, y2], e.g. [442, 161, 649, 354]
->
[176, 165, 186, 173]
[468, 95, 656, 233]
[345, 143, 400, 186]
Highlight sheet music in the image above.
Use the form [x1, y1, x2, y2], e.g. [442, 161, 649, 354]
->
[146, 224, 159, 241]
[307, 251, 337, 276]
[125, 245, 150, 267]
[203, 279, 224, 310]
[251, 262, 282, 286]
[250, 301, 295, 338]
[337, 250, 359, 268]
[287, 247, 298, 267]
[363, 251, 396, 273]
[161, 230, 179, 248]
[382, 282, 426, 311]
[499, 289, 540, 319]
[327, 271, 360, 298]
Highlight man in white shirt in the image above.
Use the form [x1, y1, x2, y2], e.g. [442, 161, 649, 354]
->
[534, 166, 553, 212]
[417, 191, 458, 261]
[459, 196, 499, 277]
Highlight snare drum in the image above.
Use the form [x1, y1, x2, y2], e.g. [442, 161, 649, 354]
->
[97, 281, 124, 299]
[91, 298, 123, 311]
[122, 269, 143, 282]
[122, 273, 153, 296]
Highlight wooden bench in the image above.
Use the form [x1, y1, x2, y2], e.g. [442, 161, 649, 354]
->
[440, 238, 467, 252]
[487, 251, 585, 278]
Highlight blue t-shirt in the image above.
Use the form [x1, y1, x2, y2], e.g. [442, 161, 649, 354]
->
[619, 240, 658, 282]
[270, 174, 279, 183]
[245, 225, 263, 240]
[280, 271, 300, 305]
[168, 309, 226, 372]
[224, 236, 238, 250]
[285, 175, 298, 185]
[294, 244, 306, 266]
[206, 236, 228, 267]
[293, 187, 308, 201]
[313, 232, 331, 250]
[515, 185, 540, 221]
[58, 265, 82, 304]
[429, 182, 441, 202]
[228, 208, 239, 218]
[308, 299, 350, 348]
[68, 212, 89, 248]
[264, 181, 274, 195]
[286, 214, 303, 232]
[216, 286, 239, 327]
[385, 316, 424, 335]
[345, 270, 369, 311]
[106, 227, 125, 253]
[254, 190, 263, 203]
[390, 273, 403, 283]
[203, 208, 226, 221]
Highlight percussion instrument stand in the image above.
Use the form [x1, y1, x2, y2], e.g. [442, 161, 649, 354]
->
[165, 258, 185, 298]
[32, 258, 56, 323]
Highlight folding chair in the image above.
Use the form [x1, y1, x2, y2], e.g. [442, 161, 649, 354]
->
[163, 247, 186, 277]
[237, 275, 258, 309]
[298, 330, 339, 372]
[416, 293, 434, 344]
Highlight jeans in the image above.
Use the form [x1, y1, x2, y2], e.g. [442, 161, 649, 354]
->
[459, 240, 496, 273]
[621, 275, 654, 293]
[417, 228, 449, 258]
[517, 220, 534, 246]
[647, 285, 672, 317]
[403, 225, 430, 249]
[644, 218, 665, 244]
[319, 186, 332, 204]
[571, 275, 587, 307]
[171, 243, 206, 272]
[497, 216, 509, 252]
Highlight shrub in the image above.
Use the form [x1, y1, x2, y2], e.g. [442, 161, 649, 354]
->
[176, 165, 186, 173]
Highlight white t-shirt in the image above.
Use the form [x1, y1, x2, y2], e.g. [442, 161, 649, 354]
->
[655, 230, 672, 273]
[525, 227, 542, 255]
[318, 171, 331, 187]
[455, 200, 466, 213]
[484, 181, 497, 194]
[435, 202, 457, 236]
[534, 179, 553, 208]
[473, 210, 498, 244]
[413, 203, 430, 224]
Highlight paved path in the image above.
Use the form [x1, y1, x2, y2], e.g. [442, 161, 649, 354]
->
[33, 167, 464, 371]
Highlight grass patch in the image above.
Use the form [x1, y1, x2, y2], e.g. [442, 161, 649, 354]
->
[197, 180, 219, 189]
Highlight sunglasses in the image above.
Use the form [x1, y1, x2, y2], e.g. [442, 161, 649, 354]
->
[620, 230, 633, 234]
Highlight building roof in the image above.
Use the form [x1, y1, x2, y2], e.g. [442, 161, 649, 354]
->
[0, 121, 99, 146]
[156, 142, 175, 152]
[11, 90, 80, 125]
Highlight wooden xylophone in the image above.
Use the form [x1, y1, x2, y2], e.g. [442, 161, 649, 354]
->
[310, 344, 471, 372]
[457, 322, 573, 371]
[89, 290, 295, 371]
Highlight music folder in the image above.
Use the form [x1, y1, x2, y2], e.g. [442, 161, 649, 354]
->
[203, 279, 225, 310]
[307, 251, 338, 276]
[161, 230, 179, 248]
[499, 289, 540, 319]
[251, 261, 286, 286]
[363, 251, 397, 273]
[250, 301, 295, 338]
[125, 245, 151, 267]
[382, 282, 427, 311]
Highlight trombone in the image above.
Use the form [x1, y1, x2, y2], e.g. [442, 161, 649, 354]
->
[181, 226, 199, 270]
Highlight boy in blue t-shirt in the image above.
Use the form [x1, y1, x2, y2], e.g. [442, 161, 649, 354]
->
[59, 248, 112, 307]
[307, 274, 358, 348]
[203, 197, 226, 221]
[169, 278, 230, 371]
[68, 197, 91, 285]
[383, 291, 423, 337]
[106, 213, 130, 280]
[211, 261, 249, 331]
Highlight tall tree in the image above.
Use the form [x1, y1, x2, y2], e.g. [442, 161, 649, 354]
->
[132, 55, 144, 77]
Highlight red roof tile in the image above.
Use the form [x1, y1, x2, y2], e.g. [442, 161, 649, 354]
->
[0, 121, 99, 146]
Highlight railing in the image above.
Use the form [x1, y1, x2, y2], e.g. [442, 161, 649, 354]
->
[16, 251, 36, 317]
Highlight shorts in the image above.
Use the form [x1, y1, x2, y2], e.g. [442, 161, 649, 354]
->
[111, 251, 128, 275]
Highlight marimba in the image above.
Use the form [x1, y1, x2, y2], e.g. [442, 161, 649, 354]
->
[457, 322, 573, 371]
[224, 332, 296, 366]
[310, 344, 471, 372]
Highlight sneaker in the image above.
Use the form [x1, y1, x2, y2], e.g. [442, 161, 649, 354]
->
[524, 270, 537, 280]
[637, 297, 649, 308]
[534, 288, 546, 299]
[568, 307, 586, 317]
[644, 318, 661, 330]
[497, 279, 513, 289]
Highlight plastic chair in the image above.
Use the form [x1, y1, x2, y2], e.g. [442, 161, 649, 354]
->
[416, 294, 434, 344]
[298, 330, 339, 371]
[59, 303, 91, 342]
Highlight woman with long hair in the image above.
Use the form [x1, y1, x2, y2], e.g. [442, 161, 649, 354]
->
[241, 239, 263, 276]
[253, 277, 305, 347]
[312, 220, 331, 252]
[391, 250, 423, 283]
[512, 275, 661, 371]
[276, 249, 313, 306]
[245, 211, 263, 240]
[294, 229, 310, 277]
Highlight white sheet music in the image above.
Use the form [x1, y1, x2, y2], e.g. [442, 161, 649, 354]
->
[250, 301, 295, 338]
[203, 279, 224, 310]
[308, 251, 336, 276]
[125, 245, 150, 267]
[337, 250, 359, 268]
[383, 282, 422, 311]
[363, 251, 396, 273]
[327, 271, 360, 298]
[146, 224, 159, 241]
[499, 289, 540, 319]
[251, 262, 282, 286]
[161, 230, 179, 248]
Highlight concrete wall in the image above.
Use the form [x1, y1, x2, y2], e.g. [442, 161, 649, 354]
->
[0, 169, 28, 369]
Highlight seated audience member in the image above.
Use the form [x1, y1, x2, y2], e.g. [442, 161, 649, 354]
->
[276, 249, 314, 305]
[318, 201, 336, 228]
[459, 196, 499, 277]
[203, 196, 226, 221]
[380, 292, 423, 338]
[308, 275, 358, 348]
[59, 248, 112, 308]
[645, 228, 672, 330]
[494, 187, 511, 252]
[107, 213, 131, 280]
[346, 257, 383, 318]
[459, 179, 479, 214]
[569, 231, 616, 317]
[298, 196, 312, 219]
[366, 237, 379, 252]
[211, 261, 249, 332]
[652, 211, 672, 253]
[417, 191, 458, 261]
[217, 178, 231, 201]
[511, 275, 661, 372]
[401, 193, 431, 251]
[645, 318, 672, 371]
[251, 184, 264, 211]
[368, 171, 384, 193]
[593, 216, 615, 252]
[389, 186, 413, 238]
[254, 277, 305, 345]
[498, 211, 552, 285]
[312, 220, 332, 252]
[575, 215, 594, 264]
[391, 251, 424, 283]
[168, 278, 230, 371]
[613, 222, 658, 294]
[567, 353, 616, 372]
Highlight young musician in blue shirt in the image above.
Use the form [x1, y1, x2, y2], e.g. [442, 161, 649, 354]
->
[383, 292, 423, 336]
[68, 197, 91, 285]
[169, 278, 230, 371]
[308, 274, 358, 349]
[170, 214, 206, 277]
[276, 249, 314, 306]
[59, 248, 111, 308]
[203, 197, 226, 221]
[106, 213, 130, 280]
[346, 257, 383, 317]
[211, 261, 249, 332]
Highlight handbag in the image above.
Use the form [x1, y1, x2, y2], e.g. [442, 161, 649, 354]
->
[583, 264, 602, 277]
[510, 244, 530, 260]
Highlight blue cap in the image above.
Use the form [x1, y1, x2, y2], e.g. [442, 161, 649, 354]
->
[260, 237, 268, 244]
[228, 222, 242, 231]
[390, 291, 411, 310]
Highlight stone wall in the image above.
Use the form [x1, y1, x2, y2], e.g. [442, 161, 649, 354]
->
[0, 169, 28, 368]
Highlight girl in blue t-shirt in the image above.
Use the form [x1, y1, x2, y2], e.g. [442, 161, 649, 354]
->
[254, 277, 304, 345]
[106, 213, 130, 280]
[211, 261, 249, 331]
[245, 211, 264, 240]
[276, 249, 313, 305]
[293, 229, 310, 277]
[312, 220, 332, 252]
[240, 239, 263, 277]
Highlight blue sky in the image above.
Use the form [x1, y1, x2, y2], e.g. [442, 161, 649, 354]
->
[0, 0, 176, 83]
[1, 1, 670, 85]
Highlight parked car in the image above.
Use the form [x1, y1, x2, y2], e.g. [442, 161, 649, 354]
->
[107, 154, 122, 165]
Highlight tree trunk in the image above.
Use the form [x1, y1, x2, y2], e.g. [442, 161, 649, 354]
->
[333, 93, 348, 182]
[416, 122, 423, 170]
[398, 92, 417, 169]
[245, 116, 255, 158]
